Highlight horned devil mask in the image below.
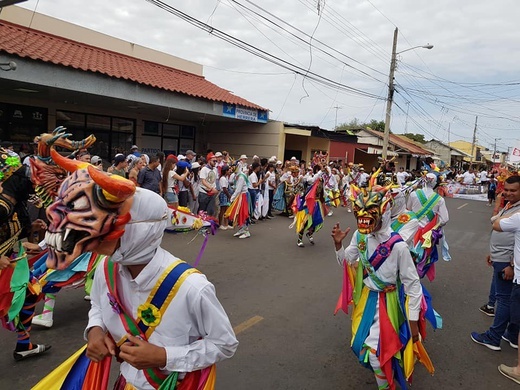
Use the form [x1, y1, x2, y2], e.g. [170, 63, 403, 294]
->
[45, 149, 135, 270]
[350, 168, 393, 234]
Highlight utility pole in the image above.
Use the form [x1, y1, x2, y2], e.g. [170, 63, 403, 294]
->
[470, 116, 478, 168]
[333, 106, 342, 130]
[382, 27, 398, 160]
[447, 122, 451, 166]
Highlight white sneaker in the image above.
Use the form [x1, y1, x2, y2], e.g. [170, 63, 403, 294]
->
[32, 316, 53, 328]
[84, 295, 91, 301]
[219, 226, 228, 230]
[238, 231, 251, 239]
[13, 344, 51, 361]
[233, 229, 245, 237]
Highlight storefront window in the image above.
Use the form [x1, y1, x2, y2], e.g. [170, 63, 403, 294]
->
[57, 111, 135, 161]
[0, 103, 48, 146]
[143, 121, 195, 156]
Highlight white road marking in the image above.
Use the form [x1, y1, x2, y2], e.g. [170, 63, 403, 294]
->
[457, 203, 468, 209]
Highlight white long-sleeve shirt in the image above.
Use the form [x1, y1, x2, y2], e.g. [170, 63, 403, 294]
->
[85, 248, 238, 389]
[335, 227, 422, 321]
[406, 187, 449, 227]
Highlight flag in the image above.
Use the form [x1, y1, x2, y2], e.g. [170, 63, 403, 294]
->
[32, 344, 111, 390]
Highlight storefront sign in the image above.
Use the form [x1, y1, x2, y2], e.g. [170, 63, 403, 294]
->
[222, 104, 268, 123]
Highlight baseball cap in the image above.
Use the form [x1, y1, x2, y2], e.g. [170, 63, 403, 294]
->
[91, 156, 102, 165]
[131, 145, 139, 150]
[114, 154, 126, 165]
[215, 152, 223, 157]
[206, 152, 216, 161]
[191, 162, 201, 169]
[239, 154, 247, 160]
[166, 154, 178, 162]
[177, 154, 186, 160]
[185, 149, 195, 156]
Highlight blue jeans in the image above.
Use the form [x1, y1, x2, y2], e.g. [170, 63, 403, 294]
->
[485, 262, 519, 344]
[488, 272, 496, 307]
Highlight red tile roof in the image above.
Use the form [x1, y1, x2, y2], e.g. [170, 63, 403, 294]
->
[0, 20, 267, 111]
[363, 128, 432, 155]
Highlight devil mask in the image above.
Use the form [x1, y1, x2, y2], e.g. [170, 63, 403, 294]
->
[45, 149, 135, 270]
[350, 168, 393, 234]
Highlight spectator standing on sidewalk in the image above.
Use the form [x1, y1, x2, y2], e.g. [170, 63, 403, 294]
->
[137, 155, 162, 194]
[492, 175, 520, 384]
[471, 176, 520, 351]
[198, 153, 219, 216]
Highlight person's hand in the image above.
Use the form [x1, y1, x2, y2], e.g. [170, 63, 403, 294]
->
[86, 326, 116, 362]
[503, 265, 514, 281]
[23, 242, 42, 255]
[0, 255, 11, 270]
[486, 255, 492, 266]
[31, 219, 47, 231]
[118, 334, 167, 369]
[409, 320, 420, 343]
[331, 222, 350, 251]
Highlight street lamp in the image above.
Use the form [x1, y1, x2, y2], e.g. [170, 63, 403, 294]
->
[381, 28, 433, 159]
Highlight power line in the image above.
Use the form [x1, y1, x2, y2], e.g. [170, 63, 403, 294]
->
[144, 0, 384, 100]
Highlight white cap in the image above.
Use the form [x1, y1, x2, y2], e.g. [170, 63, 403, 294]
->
[276, 160, 282, 165]
[177, 154, 186, 160]
[239, 154, 247, 160]
[191, 162, 201, 169]
[131, 145, 138, 150]
[215, 152, 223, 157]
[290, 156, 297, 160]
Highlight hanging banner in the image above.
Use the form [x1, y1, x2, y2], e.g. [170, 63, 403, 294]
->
[509, 142, 520, 163]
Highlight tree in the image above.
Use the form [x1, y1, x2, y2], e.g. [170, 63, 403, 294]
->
[402, 133, 426, 143]
[335, 118, 386, 132]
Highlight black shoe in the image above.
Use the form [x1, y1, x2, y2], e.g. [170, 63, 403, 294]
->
[479, 304, 495, 317]
[13, 344, 51, 361]
[266, 215, 273, 219]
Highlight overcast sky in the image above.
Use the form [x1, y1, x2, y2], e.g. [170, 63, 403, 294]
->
[16, 0, 520, 153]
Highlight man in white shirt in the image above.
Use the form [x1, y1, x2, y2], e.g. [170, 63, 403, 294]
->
[44, 163, 237, 389]
[462, 168, 476, 185]
[493, 176, 520, 385]
[198, 153, 219, 217]
[396, 167, 410, 186]
[356, 168, 370, 187]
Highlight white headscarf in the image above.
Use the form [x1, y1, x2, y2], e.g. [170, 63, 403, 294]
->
[111, 188, 169, 265]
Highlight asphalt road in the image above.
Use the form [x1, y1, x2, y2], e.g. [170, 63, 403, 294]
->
[0, 197, 517, 389]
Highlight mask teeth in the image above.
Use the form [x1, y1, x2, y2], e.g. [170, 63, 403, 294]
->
[63, 228, 72, 242]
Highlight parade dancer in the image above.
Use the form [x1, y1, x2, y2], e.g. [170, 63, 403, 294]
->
[406, 173, 450, 280]
[294, 165, 325, 247]
[323, 166, 340, 216]
[0, 149, 50, 360]
[225, 162, 251, 239]
[40, 156, 238, 389]
[331, 174, 433, 389]
[280, 166, 303, 218]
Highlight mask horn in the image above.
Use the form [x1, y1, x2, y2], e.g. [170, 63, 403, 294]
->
[87, 165, 135, 203]
[50, 148, 88, 172]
